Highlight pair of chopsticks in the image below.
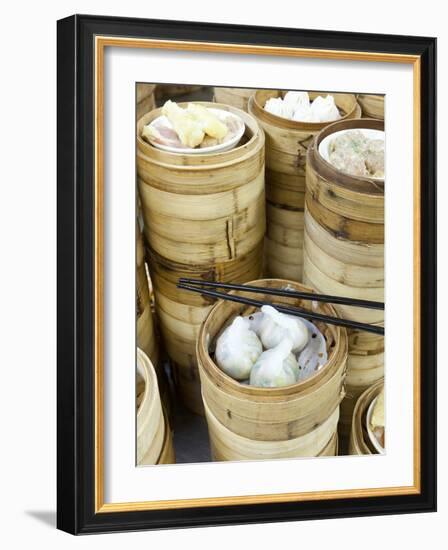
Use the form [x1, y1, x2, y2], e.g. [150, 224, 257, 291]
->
[177, 278, 384, 335]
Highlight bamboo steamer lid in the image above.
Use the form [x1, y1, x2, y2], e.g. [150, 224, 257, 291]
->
[197, 279, 348, 442]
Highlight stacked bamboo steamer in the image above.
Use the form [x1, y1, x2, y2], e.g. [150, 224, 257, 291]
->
[302, 118, 385, 438]
[137, 223, 173, 414]
[357, 94, 384, 120]
[136, 84, 156, 121]
[136, 223, 159, 368]
[137, 102, 266, 414]
[248, 90, 361, 282]
[197, 279, 347, 461]
[137, 348, 175, 465]
[349, 378, 384, 455]
[214, 88, 255, 111]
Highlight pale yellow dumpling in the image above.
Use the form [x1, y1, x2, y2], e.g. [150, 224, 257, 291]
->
[162, 100, 204, 148]
[187, 103, 228, 140]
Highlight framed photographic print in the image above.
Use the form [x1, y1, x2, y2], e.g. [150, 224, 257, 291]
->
[57, 14, 436, 534]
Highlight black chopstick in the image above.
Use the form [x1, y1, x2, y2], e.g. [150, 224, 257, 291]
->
[177, 283, 384, 335]
[178, 278, 384, 310]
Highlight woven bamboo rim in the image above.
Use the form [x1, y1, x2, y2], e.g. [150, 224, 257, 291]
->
[349, 378, 384, 455]
[137, 101, 264, 177]
[307, 117, 385, 195]
[249, 90, 361, 132]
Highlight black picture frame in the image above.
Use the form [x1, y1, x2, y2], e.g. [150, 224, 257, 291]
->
[57, 14, 436, 535]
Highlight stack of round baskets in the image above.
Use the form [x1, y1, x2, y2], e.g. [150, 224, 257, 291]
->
[197, 279, 348, 461]
[137, 102, 266, 414]
[136, 84, 156, 121]
[248, 90, 361, 282]
[214, 87, 255, 112]
[137, 348, 175, 465]
[349, 378, 384, 455]
[357, 94, 384, 120]
[302, 118, 385, 438]
[136, 223, 159, 368]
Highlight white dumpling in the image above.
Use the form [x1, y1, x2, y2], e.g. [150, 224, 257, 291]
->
[250, 339, 299, 388]
[245, 311, 264, 334]
[278, 96, 295, 119]
[215, 316, 263, 380]
[162, 100, 205, 148]
[296, 319, 328, 381]
[264, 97, 285, 118]
[309, 95, 340, 123]
[187, 103, 228, 140]
[250, 305, 309, 353]
[292, 105, 314, 122]
[284, 91, 310, 112]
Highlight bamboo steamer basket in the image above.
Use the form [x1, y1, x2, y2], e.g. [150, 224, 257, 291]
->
[265, 205, 304, 281]
[147, 243, 264, 415]
[357, 94, 384, 120]
[136, 225, 160, 367]
[140, 409, 176, 465]
[302, 117, 385, 438]
[349, 379, 384, 455]
[137, 102, 266, 265]
[213, 87, 255, 111]
[197, 279, 348, 452]
[136, 84, 156, 120]
[248, 90, 361, 282]
[137, 104, 265, 414]
[205, 401, 339, 461]
[136, 349, 166, 465]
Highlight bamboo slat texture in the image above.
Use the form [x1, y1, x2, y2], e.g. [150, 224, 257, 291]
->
[213, 87, 256, 111]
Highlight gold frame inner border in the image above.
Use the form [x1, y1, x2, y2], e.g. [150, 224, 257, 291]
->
[94, 36, 421, 513]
